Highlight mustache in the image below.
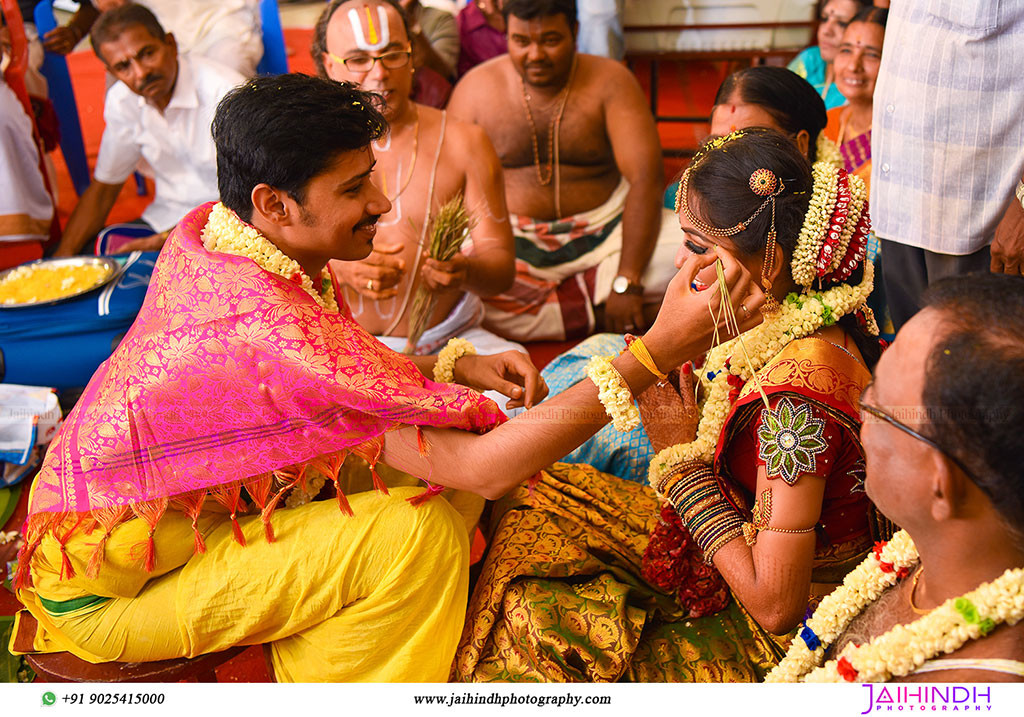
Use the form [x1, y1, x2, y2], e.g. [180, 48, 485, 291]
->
[136, 74, 163, 91]
[356, 214, 381, 229]
[525, 61, 552, 70]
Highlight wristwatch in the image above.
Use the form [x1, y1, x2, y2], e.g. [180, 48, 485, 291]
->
[611, 275, 644, 296]
[1016, 179, 1024, 209]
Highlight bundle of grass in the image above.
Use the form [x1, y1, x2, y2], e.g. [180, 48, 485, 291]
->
[405, 193, 474, 354]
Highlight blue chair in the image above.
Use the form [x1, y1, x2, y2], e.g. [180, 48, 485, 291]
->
[256, 0, 288, 75]
[34, 0, 90, 196]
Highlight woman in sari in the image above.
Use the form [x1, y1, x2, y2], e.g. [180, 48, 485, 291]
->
[823, 7, 892, 341]
[453, 128, 885, 682]
[662, 66, 838, 211]
[787, 0, 867, 110]
[823, 7, 886, 190]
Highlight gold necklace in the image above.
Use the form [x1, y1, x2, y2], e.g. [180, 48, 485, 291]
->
[518, 59, 576, 187]
[376, 106, 420, 202]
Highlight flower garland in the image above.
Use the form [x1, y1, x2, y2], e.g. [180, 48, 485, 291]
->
[815, 133, 843, 171]
[792, 163, 840, 287]
[642, 503, 732, 618]
[202, 202, 338, 311]
[433, 337, 477, 383]
[587, 355, 641, 431]
[766, 530, 1024, 683]
[648, 260, 874, 489]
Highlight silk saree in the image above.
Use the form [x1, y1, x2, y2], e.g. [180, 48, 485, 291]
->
[452, 337, 878, 682]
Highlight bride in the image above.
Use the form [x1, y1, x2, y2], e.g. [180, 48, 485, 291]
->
[453, 127, 886, 682]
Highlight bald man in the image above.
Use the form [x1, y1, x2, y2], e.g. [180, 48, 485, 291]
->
[312, 0, 532, 415]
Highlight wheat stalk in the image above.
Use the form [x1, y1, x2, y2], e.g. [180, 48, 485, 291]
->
[404, 193, 474, 354]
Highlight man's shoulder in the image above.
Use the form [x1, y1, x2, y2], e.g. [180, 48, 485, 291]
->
[421, 6, 457, 31]
[0, 82, 24, 121]
[0, 83, 37, 147]
[577, 54, 636, 90]
[102, 79, 143, 121]
[443, 112, 495, 156]
[449, 56, 512, 115]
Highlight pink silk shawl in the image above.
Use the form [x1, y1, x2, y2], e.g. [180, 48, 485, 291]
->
[18, 203, 505, 583]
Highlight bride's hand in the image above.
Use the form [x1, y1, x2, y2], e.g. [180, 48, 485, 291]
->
[636, 366, 699, 454]
[642, 249, 765, 370]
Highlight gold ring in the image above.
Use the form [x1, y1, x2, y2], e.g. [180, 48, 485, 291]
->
[741, 304, 750, 318]
[366, 279, 374, 291]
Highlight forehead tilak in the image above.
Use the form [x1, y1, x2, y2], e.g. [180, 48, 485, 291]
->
[346, 4, 391, 52]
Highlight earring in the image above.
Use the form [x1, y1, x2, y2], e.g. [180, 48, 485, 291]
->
[759, 204, 782, 315]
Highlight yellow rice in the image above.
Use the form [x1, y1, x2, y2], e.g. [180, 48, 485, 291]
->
[0, 263, 110, 305]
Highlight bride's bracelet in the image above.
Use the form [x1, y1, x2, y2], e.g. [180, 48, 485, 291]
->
[652, 459, 707, 498]
[586, 355, 640, 432]
[664, 463, 744, 563]
[433, 337, 477, 383]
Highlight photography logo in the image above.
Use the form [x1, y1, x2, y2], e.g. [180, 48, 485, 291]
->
[860, 685, 994, 713]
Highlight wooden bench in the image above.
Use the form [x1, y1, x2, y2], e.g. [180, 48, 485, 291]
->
[27, 647, 248, 683]
[15, 611, 252, 683]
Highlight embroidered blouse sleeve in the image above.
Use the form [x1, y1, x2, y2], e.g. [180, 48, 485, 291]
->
[754, 394, 844, 486]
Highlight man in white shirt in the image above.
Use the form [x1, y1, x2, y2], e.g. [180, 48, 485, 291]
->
[871, 2, 1024, 330]
[53, 4, 244, 257]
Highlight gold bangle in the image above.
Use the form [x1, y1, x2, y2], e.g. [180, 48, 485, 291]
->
[652, 459, 706, 495]
[702, 523, 745, 563]
[627, 337, 667, 381]
[743, 522, 815, 546]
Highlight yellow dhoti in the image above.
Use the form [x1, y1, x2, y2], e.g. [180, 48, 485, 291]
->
[14, 487, 469, 682]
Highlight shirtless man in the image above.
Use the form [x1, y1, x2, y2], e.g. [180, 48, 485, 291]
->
[313, 0, 530, 412]
[800, 273, 1024, 682]
[449, 0, 677, 341]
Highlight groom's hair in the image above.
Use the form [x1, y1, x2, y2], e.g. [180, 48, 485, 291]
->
[212, 73, 388, 222]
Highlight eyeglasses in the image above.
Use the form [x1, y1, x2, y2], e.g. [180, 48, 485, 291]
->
[858, 398, 980, 481]
[327, 49, 412, 73]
